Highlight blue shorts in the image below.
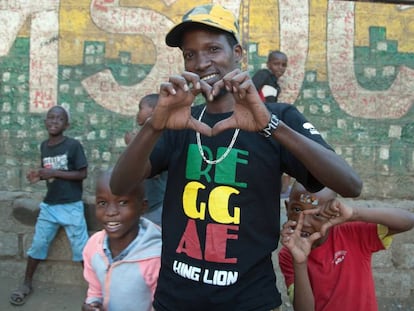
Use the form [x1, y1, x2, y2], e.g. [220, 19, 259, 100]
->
[27, 200, 89, 262]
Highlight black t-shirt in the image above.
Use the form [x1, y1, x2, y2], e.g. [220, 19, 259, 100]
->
[252, 69, 281, 103]
[151, 103, 331, 311]
[40, 136, 88, 204]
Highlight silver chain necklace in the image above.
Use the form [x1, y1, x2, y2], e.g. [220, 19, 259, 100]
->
[196, 106, 240, 165]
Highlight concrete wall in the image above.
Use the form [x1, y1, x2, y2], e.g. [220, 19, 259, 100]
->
[0, 0, 414, 309]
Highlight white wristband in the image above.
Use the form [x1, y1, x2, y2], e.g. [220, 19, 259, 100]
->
[259, 114, 280, 138]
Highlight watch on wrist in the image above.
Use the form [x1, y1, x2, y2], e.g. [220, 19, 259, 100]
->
[259, 113, 280, 138]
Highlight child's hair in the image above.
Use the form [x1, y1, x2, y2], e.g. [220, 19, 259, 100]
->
[60, 105, 71, 123]
[97, 168, 146, 201]
[267, 50, 287, 62]
[48, 105, 71, 123]
[290, 180, 337, 201]
[141, 93, 159, 109]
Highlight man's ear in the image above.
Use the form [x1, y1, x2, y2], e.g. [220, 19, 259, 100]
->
[233, 44, 243, 63]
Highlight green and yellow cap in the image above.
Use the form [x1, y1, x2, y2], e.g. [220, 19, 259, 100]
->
[166, 4, 241, 48]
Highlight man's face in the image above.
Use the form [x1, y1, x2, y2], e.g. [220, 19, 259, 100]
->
[180, 28, 242, 87]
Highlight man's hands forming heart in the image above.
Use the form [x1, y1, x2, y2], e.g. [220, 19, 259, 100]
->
[151, 69, 272, 137]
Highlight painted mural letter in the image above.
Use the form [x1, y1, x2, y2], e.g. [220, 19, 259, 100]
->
[83, 0, 182, 115]
[0, 1, 59, 113]
[277, 0, 309, 104]
[327, 1, 414, 119]
[84, 0, 246, 115]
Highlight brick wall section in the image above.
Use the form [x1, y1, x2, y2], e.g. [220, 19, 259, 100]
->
[0, 191, 98, 286]
[1, 192, 413, 310]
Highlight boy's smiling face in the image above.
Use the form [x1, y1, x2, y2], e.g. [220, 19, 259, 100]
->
[44, 106, 69, 137]
[95, 170, 147, 247]
[267, 54, 288, 79]
[285, 183, 336, 247]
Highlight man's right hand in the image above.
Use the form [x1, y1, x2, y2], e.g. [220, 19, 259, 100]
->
[150, 71, 212, 136]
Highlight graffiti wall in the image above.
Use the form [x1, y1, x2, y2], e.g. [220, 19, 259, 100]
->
[0, 0, 413, 198]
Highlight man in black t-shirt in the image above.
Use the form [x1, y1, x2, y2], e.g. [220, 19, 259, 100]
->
[110, 4, 362, 311]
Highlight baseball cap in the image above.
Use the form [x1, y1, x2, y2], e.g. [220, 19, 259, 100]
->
[166, 4, 241, 48]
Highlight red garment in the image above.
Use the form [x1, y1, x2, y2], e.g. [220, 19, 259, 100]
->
[278, 222, 386, 311]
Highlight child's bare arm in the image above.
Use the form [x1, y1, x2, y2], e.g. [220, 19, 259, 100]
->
[317, 199, 414, 236]
[293, 261, 315, 311]
[349, 206, 414, 236]
[281, 213, 317, 311]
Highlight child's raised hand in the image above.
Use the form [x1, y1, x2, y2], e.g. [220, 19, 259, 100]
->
[309, 199, 353, 236]
[280, 213, 322, 264]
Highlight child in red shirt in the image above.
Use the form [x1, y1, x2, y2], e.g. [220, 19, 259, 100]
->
[279, 181, 414, 311]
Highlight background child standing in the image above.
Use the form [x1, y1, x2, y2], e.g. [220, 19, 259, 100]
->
[82, 168, 161, 311]
[252, 50, 291, 198]
[10, 105, 89, 306]
[124, 93, 160, 145]
[124, 93, 167, 226]
[279, 181, 414, 311]
[252, 50, 288, 103]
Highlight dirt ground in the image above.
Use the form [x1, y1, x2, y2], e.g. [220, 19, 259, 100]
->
[0, 276, 87, 311]
[0, 274, 292, 311]
[2, 273, 412, 311]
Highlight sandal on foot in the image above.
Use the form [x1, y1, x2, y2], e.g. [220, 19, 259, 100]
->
[9, 284, 32, 306]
